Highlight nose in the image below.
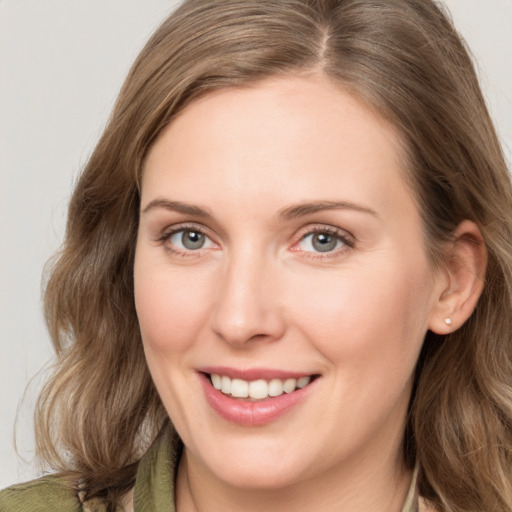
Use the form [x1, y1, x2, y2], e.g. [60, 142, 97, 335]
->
[210, 250, 286, 347]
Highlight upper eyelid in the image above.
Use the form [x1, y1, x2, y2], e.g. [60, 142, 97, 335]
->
[157, 219, 232, 246]
[294, 224, 355, 243]
[160, 223, 353, 236]
[161, 222, 213, 239]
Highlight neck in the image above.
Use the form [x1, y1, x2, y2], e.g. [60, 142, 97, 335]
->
[176, 447, 413, 512]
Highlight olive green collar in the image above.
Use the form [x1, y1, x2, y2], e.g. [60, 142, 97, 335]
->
[134, 427, 180, 512]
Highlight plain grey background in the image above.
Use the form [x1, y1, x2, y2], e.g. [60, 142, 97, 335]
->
[1, 0, 511, 489]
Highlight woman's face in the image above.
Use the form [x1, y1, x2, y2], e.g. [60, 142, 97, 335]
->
[134, 75, 444, 489]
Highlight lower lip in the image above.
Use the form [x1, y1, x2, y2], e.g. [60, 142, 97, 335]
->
[199, 373, 317, 426]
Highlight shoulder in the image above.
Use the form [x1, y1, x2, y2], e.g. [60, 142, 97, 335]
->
[0, 475, 82, 512]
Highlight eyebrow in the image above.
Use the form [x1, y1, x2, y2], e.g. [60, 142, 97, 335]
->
[141, 198, 378, 220]
[278, 200, 378, 221]
[141, 198, 212, 217]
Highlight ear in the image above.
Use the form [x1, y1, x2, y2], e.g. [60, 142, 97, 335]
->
[429, 220, 487, 334]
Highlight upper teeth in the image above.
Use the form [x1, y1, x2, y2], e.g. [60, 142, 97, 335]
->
[210, 374, 311, 399]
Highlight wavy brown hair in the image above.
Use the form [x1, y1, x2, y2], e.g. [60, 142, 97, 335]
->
[37, 0, 512, 510]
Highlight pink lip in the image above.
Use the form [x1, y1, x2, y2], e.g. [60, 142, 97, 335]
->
[198, 370, 318, 427]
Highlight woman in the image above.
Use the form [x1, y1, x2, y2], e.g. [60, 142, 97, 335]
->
[1, 0, 511, 511]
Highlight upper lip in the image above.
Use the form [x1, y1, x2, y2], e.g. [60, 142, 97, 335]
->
[198, 366, 317, 381]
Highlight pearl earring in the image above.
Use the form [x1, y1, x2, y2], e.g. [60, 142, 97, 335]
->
[444, 318, 452, 326]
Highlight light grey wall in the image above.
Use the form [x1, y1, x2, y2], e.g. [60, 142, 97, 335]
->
[1, 0, 511, 489]
[0, 0, 182, 488]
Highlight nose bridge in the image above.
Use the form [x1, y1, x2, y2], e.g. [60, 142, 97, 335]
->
[210, 243, 284, 346]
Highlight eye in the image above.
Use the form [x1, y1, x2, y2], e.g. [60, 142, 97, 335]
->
[166, 228, 215, 252]
[297, 228, 353, 254]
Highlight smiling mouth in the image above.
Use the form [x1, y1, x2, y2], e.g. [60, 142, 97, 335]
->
[207, 373, 318, 401]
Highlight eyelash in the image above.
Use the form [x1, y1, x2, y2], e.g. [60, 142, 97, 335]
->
[158, 223, 355, 259]
[293, 226, 355, 259]
[158, 223, 216, 258]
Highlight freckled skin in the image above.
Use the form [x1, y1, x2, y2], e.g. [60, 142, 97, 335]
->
[134, 75, 445, 511]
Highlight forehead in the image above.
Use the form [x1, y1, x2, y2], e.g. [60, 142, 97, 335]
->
[141, 74, 414, 221]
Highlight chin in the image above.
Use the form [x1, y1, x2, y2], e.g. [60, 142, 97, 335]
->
[212, 459, 307, 490]
[189, 433, 313, 490]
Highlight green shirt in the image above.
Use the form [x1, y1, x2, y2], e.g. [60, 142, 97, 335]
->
[0, 429, 420, 511]
[0, 429, 178, 512]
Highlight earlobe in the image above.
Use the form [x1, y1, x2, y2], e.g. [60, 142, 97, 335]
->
[429, 220, 487, 334]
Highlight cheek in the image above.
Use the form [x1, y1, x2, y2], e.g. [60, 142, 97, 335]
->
[287, 257, 433, 374]
[134, 258, 214, 354]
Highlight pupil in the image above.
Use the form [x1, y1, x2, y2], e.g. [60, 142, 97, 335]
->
[312, 233, 337, 252]
[182, 231, 205, 250]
